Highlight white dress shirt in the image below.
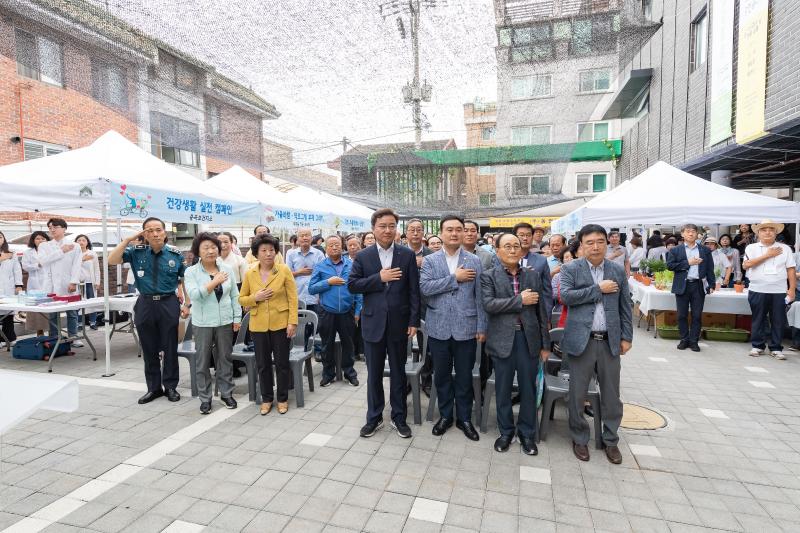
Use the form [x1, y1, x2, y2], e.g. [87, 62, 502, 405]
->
[589, 262, 607, 332]
[378, 243, 394, 269]
[445, 248, 460, 275]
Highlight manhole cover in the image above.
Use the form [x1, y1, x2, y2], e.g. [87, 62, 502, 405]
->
[620, 403, 667, 430]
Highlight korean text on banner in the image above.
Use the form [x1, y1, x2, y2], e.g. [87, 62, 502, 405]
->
[708, 0, 735, 146]
[735, 0, 769, 144]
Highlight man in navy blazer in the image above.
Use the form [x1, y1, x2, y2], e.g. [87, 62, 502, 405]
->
[348, 208, 420, 439]
[667, 224, 716, 352]
[420, 215, 487, 441]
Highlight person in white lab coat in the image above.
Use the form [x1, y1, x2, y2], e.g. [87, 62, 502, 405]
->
[21, 230, 51, 335]
[0, 231, 22, 345]
[37, 218, 83, 347]
[75, 234, 101, 330]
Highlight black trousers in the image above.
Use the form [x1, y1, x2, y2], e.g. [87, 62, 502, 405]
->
[134, 295, 180, 392]
[676, 280, 705, 343]
[253, 329, 291, 403]
[429, 337, 476, 422]
[1, 314, 16, 343]
[364, 335, 407, 425]
[492, 331, 538, 439]
[749, 291, 787, 352]
[319, 308, 357, 381]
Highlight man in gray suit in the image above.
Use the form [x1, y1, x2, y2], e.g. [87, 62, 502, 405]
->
[481, 233, 551, 455]
[560, 224, 633, 464]
[420, 215, 486, 441]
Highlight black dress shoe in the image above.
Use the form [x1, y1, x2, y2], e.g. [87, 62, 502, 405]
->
[166, 388, 180, 402]
[347, 376, 359, 387]
[391, 420, 412, 438]
[677, 340, 689, 350]
[220, 396, 237, 409]
[432, 417, 453, 436]
[138, 389, 163, 404]
[604, 444, 623, 464]
[690, 343, 701, 352]
[360, 418, 383, 438]
[456, 420, 480, 442]
[200, 401, 211, 414]
[573, 441, 590, 461]
[519, 435, 538, 456]
[320, 376, 335, 387]
[494, 434, 514, 452]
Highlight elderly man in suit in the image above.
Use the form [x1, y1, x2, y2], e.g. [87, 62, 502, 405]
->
[481, 233, 551, 455]
[666, 223, 716, 352]
[560, 224, 633, 464]
[349, 208, 420, 439]
[512, 222, 553, 316]
[420, 215, 486, 441]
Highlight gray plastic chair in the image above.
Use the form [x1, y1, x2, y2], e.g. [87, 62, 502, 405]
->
[289, 309, 318, 407]
[382, 320, 425, 425]
[546, 327, 565, 376]
[230, 314, 258, 401]
[425, 342, 482, 426]
[538, 372, 602, 449]
[177, 319, 198, 397]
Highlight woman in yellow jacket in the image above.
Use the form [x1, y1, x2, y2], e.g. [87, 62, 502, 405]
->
[239, 234, 298, 415]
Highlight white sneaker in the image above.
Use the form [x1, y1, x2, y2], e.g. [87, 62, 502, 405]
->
[72, 340, 84, 348]
[770, 351, 786, 360]
[749, 348, 763, 357]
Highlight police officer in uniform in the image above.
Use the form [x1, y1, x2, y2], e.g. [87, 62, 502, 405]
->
[109, 217, 190, 404]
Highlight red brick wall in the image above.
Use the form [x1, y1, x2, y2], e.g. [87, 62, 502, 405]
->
[206, 156, 261, 178]
[0, 17, 139, 167]
[205, 98, 263, 173]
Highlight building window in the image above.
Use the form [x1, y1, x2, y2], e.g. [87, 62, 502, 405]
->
[511, 125, 551, 145]
[480, 126, 495, 141]
[511, 74, 552, 99]
[576, 172, 608, 194]
[15, 29, 63, 86]
[577, 121, 610, 142]
[478, 166, 494, 175]
[207, 102, 222, 137]
[150, 112, 201, 168]
[23, 139, 66, 160]
[578, 69, 611, 93]
[571, 19, 593, 55]
[92, 60, 128, 108]
[690, 10, 708, 72]
[158, 51, 199, 92]
[479, 193, 496, 206]
[641, 0, 652, 19]
[510, 22, 554, 62]
[512, 175, 550, 196]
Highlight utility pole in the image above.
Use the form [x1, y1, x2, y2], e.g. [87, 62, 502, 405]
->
[380, 0, 441, 149]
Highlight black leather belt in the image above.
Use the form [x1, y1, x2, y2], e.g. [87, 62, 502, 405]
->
[687, 279, 700, 283]
[141, 293, 174, 301]
[590, 331, 608, 340]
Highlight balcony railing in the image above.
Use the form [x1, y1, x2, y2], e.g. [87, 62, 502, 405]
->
[503, 0, 619, 24]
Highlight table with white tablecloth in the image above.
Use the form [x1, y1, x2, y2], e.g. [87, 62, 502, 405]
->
[628, 278, 751, 337]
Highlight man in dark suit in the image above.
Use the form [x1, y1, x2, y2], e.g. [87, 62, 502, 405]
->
[407, 218, 435, 395]
[348, 208, 421, 439]
[666, 223, 716, 352]
[481, 233, 551, 455]
[512, 222, 553, 316]
[560, 224, 633, 464]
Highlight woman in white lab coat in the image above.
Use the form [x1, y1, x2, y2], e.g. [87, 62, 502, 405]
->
[37, 218, 83, 346]
[21, 231, 51, 335]
[0, 231, 22, 345]
[75, 235, 101, 329]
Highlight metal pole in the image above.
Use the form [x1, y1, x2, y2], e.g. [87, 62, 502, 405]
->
[101, 203, 114, 377]
[411, 0, 421, 149]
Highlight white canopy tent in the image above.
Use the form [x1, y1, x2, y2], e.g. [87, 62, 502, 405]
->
[209, 165, 373, 233]
[0, 131, 264, 376]
[552, 161, 800, 234]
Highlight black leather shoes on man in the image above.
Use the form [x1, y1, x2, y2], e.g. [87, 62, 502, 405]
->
[220, 396, 237, 409]
[456, 420, 480, 441]
[494, 434, 514, 452]
[677, 340, 689, 350]
[166, 388, 180, 402]
[432, 417, 453, 436]
[138, 389, 163, 404]
[519, 435, 538, 455]
[391, 420, 412, 438]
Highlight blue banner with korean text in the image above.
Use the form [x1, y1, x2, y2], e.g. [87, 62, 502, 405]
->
[264, 205, 368, 233]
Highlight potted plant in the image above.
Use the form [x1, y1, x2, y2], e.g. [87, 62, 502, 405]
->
[656, 324, 681, 339]
[704, 325, 750, 342]
[734, 281, 744, 293]
[714, 266, 722, 290]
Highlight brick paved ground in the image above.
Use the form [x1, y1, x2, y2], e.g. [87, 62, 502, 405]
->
[1, 322, 800, 532]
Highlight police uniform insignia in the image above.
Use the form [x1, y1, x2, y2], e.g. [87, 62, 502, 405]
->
[168, 259, 176, 268]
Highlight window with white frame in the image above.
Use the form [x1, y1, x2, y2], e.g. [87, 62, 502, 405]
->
[578, 69, 611, 93]
[480, 126, 495, 141]
[15, 29, 63, 86]
[511, 175, 550, 196]
[690, 9, 708, 72]
[576, 121, 610, 142]
[511, 125, 551, 145]
[479, 193, 496, 206]
[576, 172, 609, 194]
[92, 60, 128, 108]
[511, 74, 552, 99]
[23, 139, 67, 160]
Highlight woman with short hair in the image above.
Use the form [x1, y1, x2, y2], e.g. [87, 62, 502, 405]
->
[22, 231, 50, 335]
[239, 234, 298, 415]
[184, 232, 241, 414]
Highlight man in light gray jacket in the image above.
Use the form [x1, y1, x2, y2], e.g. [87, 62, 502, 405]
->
[420, 215, 486, 441]
[560, 224, 633, 465]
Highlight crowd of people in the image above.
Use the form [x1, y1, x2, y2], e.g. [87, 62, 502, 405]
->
[3, 212, 798, 464]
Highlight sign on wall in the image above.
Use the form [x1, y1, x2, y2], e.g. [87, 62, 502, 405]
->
[708, 0, 735, 146]
[735, 0, 770, 144]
